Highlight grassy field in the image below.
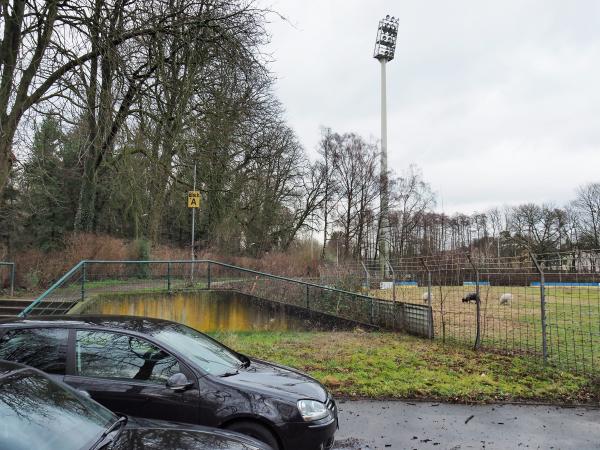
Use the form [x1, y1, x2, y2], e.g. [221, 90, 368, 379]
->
[212, 330, 598, 404]
[370, 285, 600, 375]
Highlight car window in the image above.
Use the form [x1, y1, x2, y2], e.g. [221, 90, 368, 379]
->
[0, 370, 116, 450]
[0, 328, 68, 374]
[151, 324, 243, 376]
[75, 330, 181, 383]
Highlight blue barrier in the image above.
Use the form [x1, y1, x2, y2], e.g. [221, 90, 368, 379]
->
[530, 282, 600, 287]
[463, 281, 491, 286]
[396, 281, 418, 286]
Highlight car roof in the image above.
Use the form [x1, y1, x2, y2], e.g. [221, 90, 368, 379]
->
[0, 315, 180, 334]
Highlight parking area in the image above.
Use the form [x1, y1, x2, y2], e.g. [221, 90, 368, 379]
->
[334, 400, 600, 449]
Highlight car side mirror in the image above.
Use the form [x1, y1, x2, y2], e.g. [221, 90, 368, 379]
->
[166, 373, 193, 392]
[77, 389, 92, 399]
[238, 353, 250, 366]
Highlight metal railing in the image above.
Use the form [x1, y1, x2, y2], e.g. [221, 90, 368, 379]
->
[0, 262, 15, 297]
[18, 260, 433, 338]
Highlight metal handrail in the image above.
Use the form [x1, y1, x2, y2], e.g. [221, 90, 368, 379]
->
[19, 261, 85, 317]
[19, 259, 380, 317]
[81, 260, 377, 300]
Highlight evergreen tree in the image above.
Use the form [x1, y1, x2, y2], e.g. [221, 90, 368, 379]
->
[21, 117, 71, 251]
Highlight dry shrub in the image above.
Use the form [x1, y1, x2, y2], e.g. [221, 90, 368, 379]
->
[318, 262, 365, 291]
[1, 244, 17, 290]
[14, 249, 62, 289]
[145, 244, 188, 277]
[9, 233, 321, 291]
[159, 245, 321, 281]
[64, 233, 129, 262]
[212, 251, 317, 279]
[151, 244, 189, 261]
[0, 265, 12, 291]
[12, 233, 129, 289]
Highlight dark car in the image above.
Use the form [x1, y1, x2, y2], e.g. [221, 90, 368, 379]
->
[0, 316, 338, 450]
[0, 360, 270, 450]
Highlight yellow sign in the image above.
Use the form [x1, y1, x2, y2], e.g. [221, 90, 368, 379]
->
[188, 191, 200, 208]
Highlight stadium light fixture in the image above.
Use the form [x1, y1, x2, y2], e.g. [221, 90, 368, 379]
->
[374, 15, 398, 277]
[373, 15, 399, 61]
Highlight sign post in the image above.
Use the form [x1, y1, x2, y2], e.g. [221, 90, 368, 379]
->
[188, 163, 199, 284]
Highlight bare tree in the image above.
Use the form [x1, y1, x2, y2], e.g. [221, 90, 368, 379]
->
[316, 127, 337, 258]
[0, 0, 230, 195]
[510, 203, 563, 254]
[390, 165, 435, 257]
[330, 133, 378, 258]
[573, 183, 600, 249]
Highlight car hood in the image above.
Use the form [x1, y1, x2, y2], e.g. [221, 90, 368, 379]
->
[219, 358, 328, 402]
[110, 417, 270, 450]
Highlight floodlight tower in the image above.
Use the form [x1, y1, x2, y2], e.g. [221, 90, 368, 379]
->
[374, 15, 399, 277]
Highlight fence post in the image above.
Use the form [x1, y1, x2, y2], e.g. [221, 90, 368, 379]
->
[207, 262, 211, 290]
[530, 252, 548, 364]
[427, 271, 432, 306]
[81, 262, 86, 302]
[386, 260, 396, 302]
[370, 296, 374, 324]
[419, 258, 432, 306]
[419, 258, 434, 339]
[10, 263, 15, 297]
[467, 254, 481, 350]
[360, 261, 370, 293]
[306, 285, 310, 309]
[167, 262, 172, 294]
[426, 268, 434, 339]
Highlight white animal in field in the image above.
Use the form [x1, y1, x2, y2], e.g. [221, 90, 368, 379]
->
[422, 291, 432, 303]
[499, 293, 513, 305]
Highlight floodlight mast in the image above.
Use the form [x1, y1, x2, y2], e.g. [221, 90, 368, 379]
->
[374, 15, 398, 278]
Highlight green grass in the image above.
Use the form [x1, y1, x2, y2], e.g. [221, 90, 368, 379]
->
[61, 278, 207, 292]
[83, 279, 133, 289]
[371, 285, 600, 374]
[212, 330, 598, 404]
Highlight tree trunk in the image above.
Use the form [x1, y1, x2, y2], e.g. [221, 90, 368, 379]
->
[74, 150, 98, 231]
[0, 139, 14, 197]
[147, 151, 174, 244]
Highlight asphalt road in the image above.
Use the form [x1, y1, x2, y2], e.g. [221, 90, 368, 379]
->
[333, 400, 600, 450]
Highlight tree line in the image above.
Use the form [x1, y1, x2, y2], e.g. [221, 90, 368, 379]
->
[0, 0, 325, 257]
[2, 108, 599, 261]
[0, 1, 598, 263]
[313, 128, 599, 261]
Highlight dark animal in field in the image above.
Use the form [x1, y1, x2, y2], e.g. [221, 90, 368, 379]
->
[462, 292, 480, 303]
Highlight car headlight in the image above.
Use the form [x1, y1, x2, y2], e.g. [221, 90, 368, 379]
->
[297, 399, 330, 422]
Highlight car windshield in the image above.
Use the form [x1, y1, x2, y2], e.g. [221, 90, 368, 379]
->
[0, 370, 117, 450]
[152, 324, 243, 376]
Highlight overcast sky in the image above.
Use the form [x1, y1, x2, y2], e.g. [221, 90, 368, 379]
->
[262, 0, 600, 214]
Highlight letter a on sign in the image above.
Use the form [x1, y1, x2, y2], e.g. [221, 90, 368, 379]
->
[188, 191, 200, 208]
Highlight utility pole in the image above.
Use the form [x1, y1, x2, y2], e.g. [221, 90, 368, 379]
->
[373, 15, 399, 278]
[190, 162, 197, 283]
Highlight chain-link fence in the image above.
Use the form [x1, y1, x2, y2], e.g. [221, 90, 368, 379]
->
[322, 250, 600, 375]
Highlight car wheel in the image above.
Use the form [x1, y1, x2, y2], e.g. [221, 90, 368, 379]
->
[225, 420, 281, 450]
